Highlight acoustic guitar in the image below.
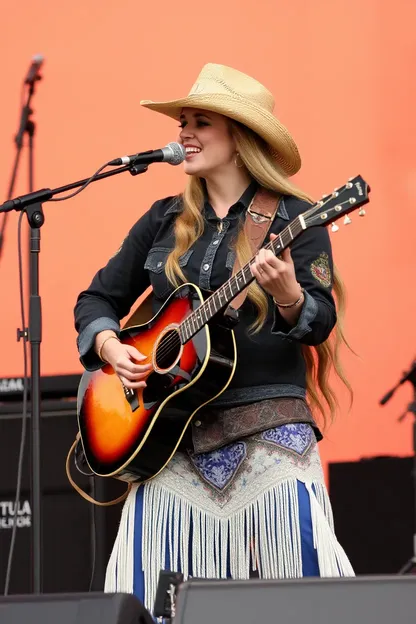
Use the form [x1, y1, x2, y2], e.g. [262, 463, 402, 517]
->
[77, 176, 370, 483]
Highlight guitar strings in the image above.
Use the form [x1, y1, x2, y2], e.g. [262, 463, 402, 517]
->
[182, 189, 353, 336]
[150, 193, 354, 364]
[151, 193, 353, 365]
[151, 194, 352, 364]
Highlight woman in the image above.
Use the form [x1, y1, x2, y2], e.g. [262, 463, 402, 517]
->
[74, 63, 354, 613]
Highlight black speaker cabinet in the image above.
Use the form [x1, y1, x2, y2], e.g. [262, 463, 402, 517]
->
[0, 401, 126, 594]
[0, 592, 153, 624]
[174, 576, 416, 624]
[329, 456, 414, 574]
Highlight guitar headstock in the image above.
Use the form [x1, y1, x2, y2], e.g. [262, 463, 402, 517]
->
[303, 175, 371, 232]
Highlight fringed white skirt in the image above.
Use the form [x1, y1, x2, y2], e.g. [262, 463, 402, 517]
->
[105, 423, 354, 614]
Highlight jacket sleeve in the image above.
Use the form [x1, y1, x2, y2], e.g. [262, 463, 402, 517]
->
[74, 204, 160, 370]
[270, 207, 337, 346]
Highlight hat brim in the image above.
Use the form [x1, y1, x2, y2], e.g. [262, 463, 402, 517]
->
[140, 93, 301, 176]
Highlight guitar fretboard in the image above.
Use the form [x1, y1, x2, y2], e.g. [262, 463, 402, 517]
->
[179, 214, 306, 343]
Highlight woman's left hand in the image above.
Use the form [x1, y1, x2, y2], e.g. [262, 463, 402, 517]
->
[250, 233, 301, 304]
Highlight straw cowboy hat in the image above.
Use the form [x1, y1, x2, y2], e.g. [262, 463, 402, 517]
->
[140, 63, 301, 176]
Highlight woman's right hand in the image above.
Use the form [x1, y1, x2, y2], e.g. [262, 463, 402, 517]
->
[97, 333, 152, 389]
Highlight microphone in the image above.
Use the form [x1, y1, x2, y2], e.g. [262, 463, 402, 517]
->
[24, 54, 44, 85]
[108, 142, 186, 167]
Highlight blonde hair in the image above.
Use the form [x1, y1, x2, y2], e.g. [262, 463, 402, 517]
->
[165, 120, 352, 427]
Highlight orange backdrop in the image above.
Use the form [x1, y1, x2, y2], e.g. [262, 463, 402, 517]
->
[1, 0, 416, 476]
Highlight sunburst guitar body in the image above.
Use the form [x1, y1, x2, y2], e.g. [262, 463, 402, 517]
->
[77, 284, 237, 482]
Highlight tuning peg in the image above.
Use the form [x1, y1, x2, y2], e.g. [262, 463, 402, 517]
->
[344, 215, 352, 225]
[358, 208, 366, 216]
[331, 223, 339, 232]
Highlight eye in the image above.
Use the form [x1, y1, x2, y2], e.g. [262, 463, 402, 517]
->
[179, 119, 209, 129]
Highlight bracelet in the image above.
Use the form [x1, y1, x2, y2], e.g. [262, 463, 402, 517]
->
[97, 335, 120, 362]
[273, 287, 305, 309]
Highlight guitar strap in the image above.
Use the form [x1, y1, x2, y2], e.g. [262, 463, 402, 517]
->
[124, 188, 281, 327]
[230, 188, 280, 311]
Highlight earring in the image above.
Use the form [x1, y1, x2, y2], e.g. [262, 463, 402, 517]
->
[234, 152, 244, 168]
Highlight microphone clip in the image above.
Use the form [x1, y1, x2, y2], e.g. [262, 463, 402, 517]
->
[129, 163, 148, 177]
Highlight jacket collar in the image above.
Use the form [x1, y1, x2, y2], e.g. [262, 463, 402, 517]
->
[165, 182, 289, 221]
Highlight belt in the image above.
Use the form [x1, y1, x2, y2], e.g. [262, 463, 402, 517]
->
[188, 397, 320, 455]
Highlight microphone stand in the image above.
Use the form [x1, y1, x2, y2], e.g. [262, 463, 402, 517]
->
[0, 160, 148, 594]
[379, 360, 416, 574]
[0, 75, 39, 261]
[1, 68, 41, 595]
[26, 76, 40, 597]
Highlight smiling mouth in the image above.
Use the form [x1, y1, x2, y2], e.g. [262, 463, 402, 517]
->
[185, 146, 202, 159]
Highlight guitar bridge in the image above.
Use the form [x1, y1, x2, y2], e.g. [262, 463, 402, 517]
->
[122, 384, 140, 411]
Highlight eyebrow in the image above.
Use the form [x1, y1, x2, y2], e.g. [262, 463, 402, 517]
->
[179, 112, 212, 120]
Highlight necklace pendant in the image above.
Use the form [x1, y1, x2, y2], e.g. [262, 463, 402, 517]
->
[217, 220, 223, 233]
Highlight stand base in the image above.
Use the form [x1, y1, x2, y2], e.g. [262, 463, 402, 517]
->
[399, 557, 416, 575]
[399, 534, 416, 574]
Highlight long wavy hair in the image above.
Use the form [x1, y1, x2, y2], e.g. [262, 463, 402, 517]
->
[165, 120, 352, 427]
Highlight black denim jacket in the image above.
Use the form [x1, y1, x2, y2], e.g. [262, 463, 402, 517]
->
[74, 183, 336, 406]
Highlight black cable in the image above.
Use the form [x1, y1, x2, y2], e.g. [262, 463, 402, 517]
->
[2, 159, 127, 595]
[2, 136, 143, 594]
[88, 477, 97, 592]
[3, 211, 30, 595]
[49, 163, 111, 202]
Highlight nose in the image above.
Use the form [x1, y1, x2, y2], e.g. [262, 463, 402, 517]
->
[179, 124, 195, 142]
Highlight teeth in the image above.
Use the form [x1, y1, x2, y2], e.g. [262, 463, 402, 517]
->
[185, 147, 201, 154]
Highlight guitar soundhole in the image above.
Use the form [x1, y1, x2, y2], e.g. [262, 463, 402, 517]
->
[155, 329, 181, 370]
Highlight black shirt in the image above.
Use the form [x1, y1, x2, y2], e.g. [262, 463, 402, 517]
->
[74, 182, 336, 406]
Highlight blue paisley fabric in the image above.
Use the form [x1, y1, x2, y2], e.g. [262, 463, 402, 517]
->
[190, 423, 314, 493]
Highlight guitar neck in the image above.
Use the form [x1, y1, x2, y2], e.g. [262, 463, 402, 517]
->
[180, 214, 306, 343]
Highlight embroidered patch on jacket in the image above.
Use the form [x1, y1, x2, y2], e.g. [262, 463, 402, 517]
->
[310, 252, 331, 287]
